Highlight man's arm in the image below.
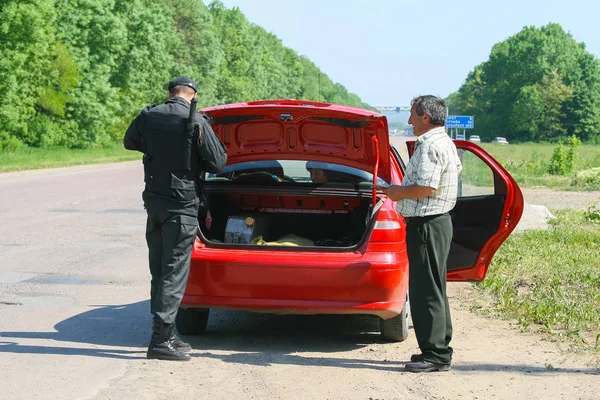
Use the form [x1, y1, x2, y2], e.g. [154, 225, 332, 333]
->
[382, 184, 435, 201]
[197, 117, 227, 174]
[382, 144, 443, 201]
[124, 107, 151, 152]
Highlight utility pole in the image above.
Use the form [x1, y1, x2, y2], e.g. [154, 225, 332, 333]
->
[318, 72, 321, 102]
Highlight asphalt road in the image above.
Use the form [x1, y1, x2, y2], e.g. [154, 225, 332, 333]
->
[0, 160, 598, 400]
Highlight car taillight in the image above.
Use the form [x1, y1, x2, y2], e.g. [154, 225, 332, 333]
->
[370, 214, 403, 243]
[373, 220, 401, 230]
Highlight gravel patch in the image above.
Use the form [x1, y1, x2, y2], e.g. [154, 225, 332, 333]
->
[517, 188, 600, 231]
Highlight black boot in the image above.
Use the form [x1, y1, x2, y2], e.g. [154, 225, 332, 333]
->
[170, 331, 192, 353]
[147, 322, 191, 361]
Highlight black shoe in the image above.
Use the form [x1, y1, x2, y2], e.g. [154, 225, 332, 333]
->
[147, 322, 191, 361]
[147, 339, 191, 361]
[170, 333, 192, 353]
[405, 360, 450, 372]
[410, 353, 424, 362]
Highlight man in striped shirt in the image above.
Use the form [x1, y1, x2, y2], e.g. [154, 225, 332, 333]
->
[382, 95, 462, 372]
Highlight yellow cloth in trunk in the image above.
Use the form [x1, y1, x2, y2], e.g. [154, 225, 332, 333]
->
[251, 234, 315, 247]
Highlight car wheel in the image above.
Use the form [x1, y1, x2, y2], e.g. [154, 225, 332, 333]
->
[175, 307, 210, 335]
[379, 297, 410, 342]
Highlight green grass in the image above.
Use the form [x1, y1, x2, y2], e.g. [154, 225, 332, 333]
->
[0, 143, 140, 173]
[480, 143, 600, 190]
[475, 209, 600, 354]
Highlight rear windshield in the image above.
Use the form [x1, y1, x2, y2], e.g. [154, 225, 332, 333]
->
[206, 160, 388, 185]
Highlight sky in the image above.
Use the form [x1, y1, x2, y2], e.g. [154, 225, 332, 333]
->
[219, 0, 600, 107]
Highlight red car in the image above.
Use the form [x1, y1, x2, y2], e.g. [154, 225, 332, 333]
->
[176, 100, 524, 342]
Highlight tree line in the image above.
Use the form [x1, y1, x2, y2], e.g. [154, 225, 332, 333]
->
[446, 23, 600, 144]
[0, 0, 370, 151]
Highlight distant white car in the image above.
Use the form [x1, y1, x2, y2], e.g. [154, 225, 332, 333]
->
[455, 133, 466, 140]
[491, 137, 509, 145]
[469, 135, 481, 143]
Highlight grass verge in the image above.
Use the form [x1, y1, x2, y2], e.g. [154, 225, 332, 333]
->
[481, 143, 600, 190]
[0, 144, 140, 173]
[474, 209, 600, 355]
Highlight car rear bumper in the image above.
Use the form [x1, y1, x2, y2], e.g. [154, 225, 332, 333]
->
[183, 248, 409, 318]
[181, 296, 405, 319]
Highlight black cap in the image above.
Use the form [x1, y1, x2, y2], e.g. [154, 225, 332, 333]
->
[167, 76, 197, 93]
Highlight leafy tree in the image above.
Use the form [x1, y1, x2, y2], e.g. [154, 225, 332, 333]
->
[535, 70, 574, 141]
[36, 43, 81, 119]
[297, 56, 322, 101]
[0, 0, 371, 151]
[445, 92, 462, 115]
[112, 0, 177, 108]
[0, 0, 61, 148]
[564, 52, 600, 142]
[166, 0, 222, 106]
[209, 2, 256, 103]
[56, 0, 128, 147]
[510, 85, 543, 142]
[451, 23, 600, 143]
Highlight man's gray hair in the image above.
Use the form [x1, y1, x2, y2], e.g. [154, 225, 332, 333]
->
[411, 95, 447, 126]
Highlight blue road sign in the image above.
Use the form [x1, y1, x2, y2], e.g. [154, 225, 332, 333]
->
[446, 115, 474, 129]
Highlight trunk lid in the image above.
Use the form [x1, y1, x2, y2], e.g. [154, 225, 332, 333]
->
[202, 100, 391, 183]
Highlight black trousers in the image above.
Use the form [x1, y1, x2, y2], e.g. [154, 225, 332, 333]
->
[405, 213, 453, 364]
[145, 202, 199, 325]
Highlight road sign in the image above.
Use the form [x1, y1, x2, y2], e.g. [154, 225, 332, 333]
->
[446, 115, 474, 129]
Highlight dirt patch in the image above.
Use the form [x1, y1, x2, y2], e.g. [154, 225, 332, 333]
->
[517, 188, 599, 231]
[521, 187, 600, 211]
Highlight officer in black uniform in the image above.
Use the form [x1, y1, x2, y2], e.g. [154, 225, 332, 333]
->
[124, 76, 227, 361]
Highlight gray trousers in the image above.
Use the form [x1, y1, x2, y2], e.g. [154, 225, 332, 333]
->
[406, 213, 453, 364]
[145, 204, 198, 325]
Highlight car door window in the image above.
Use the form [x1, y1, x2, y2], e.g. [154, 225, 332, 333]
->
[457, 149, 495, 197]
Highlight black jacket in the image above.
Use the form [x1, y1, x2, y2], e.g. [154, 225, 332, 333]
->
[124, 96, 227, 203]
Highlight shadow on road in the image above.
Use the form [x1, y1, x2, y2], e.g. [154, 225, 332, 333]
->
[195, 351, 405, 372]
[450, 363, 600, 375]
[194, 351, 600, 375]
[0, 301, 150, 360]
[195, 309, 384, 352]
[1, 303, 598, 375]
[0, 302, 392, 360]
[189, 309, 404, 371]
[0, 302, 385, 360]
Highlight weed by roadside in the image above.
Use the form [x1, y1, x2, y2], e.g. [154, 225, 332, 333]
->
[548, 135, 581, 176]
[584, 203, 600, 222]
[475, 209, 600, 354]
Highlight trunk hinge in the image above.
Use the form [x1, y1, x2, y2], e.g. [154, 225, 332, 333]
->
[371, 134, 380, 207]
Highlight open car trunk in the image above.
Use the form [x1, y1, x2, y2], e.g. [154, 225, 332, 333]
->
[198, 185, 375, 249]
[195, 100, 393, 249]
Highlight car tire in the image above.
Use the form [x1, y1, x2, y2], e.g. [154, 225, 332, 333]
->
[175, 307, 210, 335]
[379, 297, 410, 342]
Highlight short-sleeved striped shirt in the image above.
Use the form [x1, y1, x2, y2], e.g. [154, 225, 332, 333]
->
[396, 126, 462, 217]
